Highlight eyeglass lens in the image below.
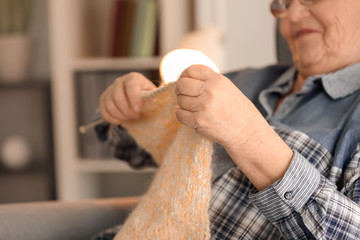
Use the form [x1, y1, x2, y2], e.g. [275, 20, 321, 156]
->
[270, 0, 319, 18]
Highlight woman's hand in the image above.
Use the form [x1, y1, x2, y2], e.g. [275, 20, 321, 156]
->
[99, 72, 156, 125]
[175, 64, 264, 150]
[175, 65, 293, 190]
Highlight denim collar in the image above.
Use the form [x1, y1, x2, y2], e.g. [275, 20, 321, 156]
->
[272, 62, 360, 99]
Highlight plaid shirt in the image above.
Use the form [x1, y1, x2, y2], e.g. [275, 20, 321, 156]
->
[208, 64, 360, 239]
[95, 64, 360, 239]
[210, 128, 360, 239]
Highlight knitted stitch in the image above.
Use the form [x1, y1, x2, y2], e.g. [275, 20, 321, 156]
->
[116, 83, 213, 240]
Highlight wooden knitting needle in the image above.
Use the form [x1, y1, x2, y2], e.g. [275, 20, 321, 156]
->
[78, 119, 104, 134]
[78, 82, 176, 134]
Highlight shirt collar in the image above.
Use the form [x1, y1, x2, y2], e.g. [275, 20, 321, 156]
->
[271, 66, 296, 90]
[319, 63, 360, 99]
[272, 63, 360, 99]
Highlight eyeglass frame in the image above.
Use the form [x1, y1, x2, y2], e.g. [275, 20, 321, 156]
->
[270, 0, 323, 19]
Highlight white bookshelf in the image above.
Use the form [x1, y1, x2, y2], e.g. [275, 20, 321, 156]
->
[77, 159, 156, 173]
[48, 0, 194, 201]
[71, 57, 162, 72]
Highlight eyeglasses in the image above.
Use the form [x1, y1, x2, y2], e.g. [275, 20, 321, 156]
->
[270, 0, 322, 18]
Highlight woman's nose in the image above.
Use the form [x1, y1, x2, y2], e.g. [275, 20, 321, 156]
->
[287, 0, 310, 22]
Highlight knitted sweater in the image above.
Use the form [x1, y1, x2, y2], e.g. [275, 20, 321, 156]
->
[115, 83, 213, 239]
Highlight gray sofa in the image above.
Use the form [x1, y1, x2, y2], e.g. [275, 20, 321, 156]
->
[0, 197, 139, 240]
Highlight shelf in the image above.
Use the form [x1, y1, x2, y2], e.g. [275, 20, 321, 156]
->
[0, 81, 50, 89]
[72, 57, 162, 72]
[77, 158, 157, 173]
[0, 163, 50, 175]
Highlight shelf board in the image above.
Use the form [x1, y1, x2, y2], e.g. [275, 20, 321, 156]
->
[72, 57, 162, 72]
[0, 80, 50, 89]
[77, 158, 157, 173]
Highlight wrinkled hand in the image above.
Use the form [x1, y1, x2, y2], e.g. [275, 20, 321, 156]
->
[175, 65, 268, 150]
[176, 65, 294, 191]
[99, 72, 156, 125]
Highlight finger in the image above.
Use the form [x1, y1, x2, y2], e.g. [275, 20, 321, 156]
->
[101, 110, 122, 125]
[108, 84, 139, 119]
[180, 64, 215, 81]
[175, 77, 205, 97]
[100, 98, 123, 125]
[103, 98, 127, 122]
[123, 80, 143, 114]
[99, 84, 125, 119]
[123, 73, 156, 113]
[99, 91, 119, 121]
[177, 95, 204, 112]
[176, 108, 196, 129]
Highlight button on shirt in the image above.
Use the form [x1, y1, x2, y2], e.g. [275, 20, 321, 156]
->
[209, 64, 360, 239]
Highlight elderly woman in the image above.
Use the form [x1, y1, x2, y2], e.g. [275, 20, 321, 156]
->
[97, 0, 360, 239]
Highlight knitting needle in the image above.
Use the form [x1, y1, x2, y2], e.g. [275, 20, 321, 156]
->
[78, 119, 104, 134]
[78, 82, 177, 134]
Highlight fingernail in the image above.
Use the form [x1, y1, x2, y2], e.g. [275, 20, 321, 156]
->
[133, 104, 140, 113]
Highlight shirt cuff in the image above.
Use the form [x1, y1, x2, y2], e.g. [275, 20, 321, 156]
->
[249, 150, 321, 222]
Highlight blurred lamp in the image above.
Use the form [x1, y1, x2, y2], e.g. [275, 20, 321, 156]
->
[160, 49, 220, 84]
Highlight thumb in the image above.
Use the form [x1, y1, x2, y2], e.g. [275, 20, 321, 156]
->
[125, 78, 157, 113]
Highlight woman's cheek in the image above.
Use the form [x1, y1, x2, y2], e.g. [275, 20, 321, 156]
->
[279, 21, 298, 62]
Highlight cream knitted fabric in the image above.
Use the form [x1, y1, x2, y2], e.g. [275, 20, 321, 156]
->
[115, 83, 213, 239]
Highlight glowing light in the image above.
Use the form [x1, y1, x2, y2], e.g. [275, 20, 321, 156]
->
[160, 49, 220, 84]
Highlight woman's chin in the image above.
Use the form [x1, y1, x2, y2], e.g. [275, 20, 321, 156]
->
[292, 45, 325, 71]
[293, 57, 324, 78]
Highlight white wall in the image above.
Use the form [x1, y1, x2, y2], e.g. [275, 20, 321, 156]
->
[223, 1, 277, 72]
[193, 0, 277, 72]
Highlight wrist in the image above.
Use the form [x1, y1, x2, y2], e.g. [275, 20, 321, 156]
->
[226, 126, 293, 191]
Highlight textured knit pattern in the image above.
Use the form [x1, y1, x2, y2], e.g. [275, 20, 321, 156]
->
[115, 83, 213, 240]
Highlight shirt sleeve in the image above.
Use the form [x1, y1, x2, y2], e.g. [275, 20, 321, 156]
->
[250, 150, 360, 239]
